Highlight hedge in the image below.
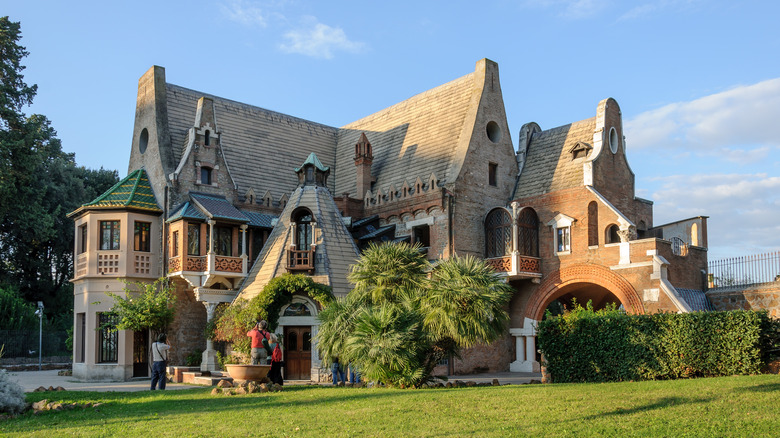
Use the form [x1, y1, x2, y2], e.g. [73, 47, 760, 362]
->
[537, 304, 779, 383]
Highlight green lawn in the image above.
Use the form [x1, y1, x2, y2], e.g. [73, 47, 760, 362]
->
[4, 374, 779, 437]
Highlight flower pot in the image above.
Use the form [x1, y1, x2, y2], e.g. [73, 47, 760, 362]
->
[224, 364, 271, 382]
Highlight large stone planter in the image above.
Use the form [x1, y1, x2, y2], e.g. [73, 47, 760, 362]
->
[224, 364, 270, 382]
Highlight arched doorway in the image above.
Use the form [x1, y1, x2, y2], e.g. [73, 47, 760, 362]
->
[526, 264, 644, 321]
[510, 264, 644, 372]
[277, 295, 319, 380]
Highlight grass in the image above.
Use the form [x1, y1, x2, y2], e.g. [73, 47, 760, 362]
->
[3, 374, 780, 437]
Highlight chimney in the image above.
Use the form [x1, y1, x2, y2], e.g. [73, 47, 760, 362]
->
[354, 132, 374, 199]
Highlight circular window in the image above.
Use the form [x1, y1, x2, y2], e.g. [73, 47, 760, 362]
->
[486, 121, 502, 143]
[608, 127, 618, 154]
[139, 128, 149, 154]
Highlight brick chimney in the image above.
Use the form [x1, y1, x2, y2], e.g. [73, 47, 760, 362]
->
[354, 132, 374, 199]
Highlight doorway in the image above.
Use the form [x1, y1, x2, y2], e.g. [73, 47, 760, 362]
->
[133, 330, 149, 377]
[283, 326, 311, 380]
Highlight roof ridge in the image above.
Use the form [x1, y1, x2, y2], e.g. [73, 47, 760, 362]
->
[340, 72, 474, 129]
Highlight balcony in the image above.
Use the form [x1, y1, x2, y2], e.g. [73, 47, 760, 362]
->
[485, 253, 541, 280]
[287, 246, 315, 273]
[168, 254, 246, 276]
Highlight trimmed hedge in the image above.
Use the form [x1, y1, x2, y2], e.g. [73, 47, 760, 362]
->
[537, 305, 779, 383]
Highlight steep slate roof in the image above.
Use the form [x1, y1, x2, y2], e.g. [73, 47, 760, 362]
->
[164, 84, 339, 200]
[167, 201, 207, 222]
[677, 288, 716, 312]
[333, 72, 476, 196]
[69, 168, 161, 216]
[514, 117, 596, 199]
[238, 185, 360, 300]
[189, 193, 248, 222]
[242, 211, 276, 228]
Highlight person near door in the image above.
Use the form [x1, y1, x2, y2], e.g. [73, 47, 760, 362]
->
[247, 320, 271, 365]
[150, 333, 171, 390]
[267, 333, 284, 385]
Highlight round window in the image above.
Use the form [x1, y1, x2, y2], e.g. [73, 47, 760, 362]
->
[139, 128, 149, 154]
[608, 127, 618, 154]
[486, 121, 502, 143]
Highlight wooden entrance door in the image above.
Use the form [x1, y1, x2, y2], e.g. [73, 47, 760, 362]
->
[133, 330, 149, 377]
[283, 326, 311, 380]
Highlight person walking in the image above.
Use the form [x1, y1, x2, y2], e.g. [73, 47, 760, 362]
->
[150, 333, 171, 390]
[331, 356, 345, 386]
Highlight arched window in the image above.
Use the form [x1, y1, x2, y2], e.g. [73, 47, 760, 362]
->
[691, 223, 699, 246]
[517, 208, 539, 257]
[485, 209, 511, 258]
[204, 130, 211, 146]
[606, 224, 620, 244]
[293, 208, 313, 250]
[588, 202, 598, 246]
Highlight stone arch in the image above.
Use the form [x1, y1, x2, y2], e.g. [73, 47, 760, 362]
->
[524, 264, 644, 321]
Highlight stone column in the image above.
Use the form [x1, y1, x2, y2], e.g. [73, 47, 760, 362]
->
[511, 202, 520, 275]
[525, 336, 536, 367]
[240, 224, 248, 273]
[207, 220, 216, 273]
[201, 301, 219, 372]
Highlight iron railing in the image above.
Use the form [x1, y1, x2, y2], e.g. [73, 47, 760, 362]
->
[708, 251, 780, 289]
[0, 330, 69, 358]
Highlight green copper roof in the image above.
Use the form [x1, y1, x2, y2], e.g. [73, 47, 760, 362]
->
[294, 152, 329, 173]
[71, 169, 161, 215]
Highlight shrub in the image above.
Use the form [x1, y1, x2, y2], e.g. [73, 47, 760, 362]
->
[538, 305, 776, 383]
[212, 274, 333, 356]
[0, 362, 26, 415]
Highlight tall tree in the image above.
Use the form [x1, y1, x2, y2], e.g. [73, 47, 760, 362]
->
[0, 17, 118, 321]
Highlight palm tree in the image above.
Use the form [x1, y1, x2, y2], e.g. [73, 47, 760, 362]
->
[316, 242, 513, 387]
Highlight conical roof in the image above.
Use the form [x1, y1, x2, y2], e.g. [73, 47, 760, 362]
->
[68, 168, 161, 216]
[237, 183, 360, 301]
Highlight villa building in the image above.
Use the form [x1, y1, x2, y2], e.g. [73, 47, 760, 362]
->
[70, 59, 710, 381]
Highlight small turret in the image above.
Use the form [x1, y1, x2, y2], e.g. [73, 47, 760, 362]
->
[354, 132, 374, 199]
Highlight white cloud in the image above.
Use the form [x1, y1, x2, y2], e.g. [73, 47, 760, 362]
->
[625, 78, 780, 162]
[650, 173, 780, 258]
[280, 17, 365, 59]
[220, 0, 269, 27]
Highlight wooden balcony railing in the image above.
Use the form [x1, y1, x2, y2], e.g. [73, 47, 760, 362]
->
[215, 256, 243, 273]
[485, 254, 541, 277]
[287, 247, 315, 273]
[168, 255, 243, 274]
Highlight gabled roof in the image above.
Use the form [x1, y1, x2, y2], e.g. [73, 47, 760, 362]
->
[334, 71, 476, 196]
[166, 201, 207, 223]
[188, 192, 249, 222]
[514, 117, 596, 199]
[165, 84, 339, 201]
[69, 168, 161, 216]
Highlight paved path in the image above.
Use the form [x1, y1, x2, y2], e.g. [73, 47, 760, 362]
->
[7, 370, 192, 392]
[8, 369, 542, 393]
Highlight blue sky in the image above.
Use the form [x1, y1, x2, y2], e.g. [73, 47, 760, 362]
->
[6, 0, 780, 260]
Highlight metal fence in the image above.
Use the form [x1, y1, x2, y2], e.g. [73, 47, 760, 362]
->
[708, 251, 780, 289]
[0, 330, 69, 359]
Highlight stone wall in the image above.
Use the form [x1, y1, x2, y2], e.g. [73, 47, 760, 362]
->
[707, 282, 780, 318]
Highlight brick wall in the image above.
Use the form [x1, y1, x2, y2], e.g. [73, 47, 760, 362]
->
[166, 279, 207, 365]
